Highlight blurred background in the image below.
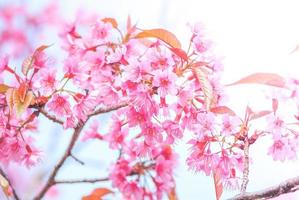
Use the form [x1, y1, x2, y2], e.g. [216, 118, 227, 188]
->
[1, 0, 299, 199]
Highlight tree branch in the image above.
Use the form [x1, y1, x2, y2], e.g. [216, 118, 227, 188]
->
[39, 107, 64, 125]
[54, 177, 109, 184]
[88, 102, 128, 118]
[33, 103, 127, 199]
[229, 175, 299, 200]
[0, 167, 20, 200]
[33, 123, 85, 200]
[240, 139, 250, 193]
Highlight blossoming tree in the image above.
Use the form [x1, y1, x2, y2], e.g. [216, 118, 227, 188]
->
[1, 2, 299, 200]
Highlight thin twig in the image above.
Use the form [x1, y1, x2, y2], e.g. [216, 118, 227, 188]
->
[33, 124, 85, 200]
[229, 175, 299, 200]
[0, 167, 20, 200]
[55, 177, 109, 184]
[33, 103, 127, 199]
[39, 107, 64, 125]
[70, 153, 84, 165]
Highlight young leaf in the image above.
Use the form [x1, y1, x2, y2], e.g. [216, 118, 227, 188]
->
[6, 88, 15, 112]
[12, 90, 34, 117]
[22, 45, 51, 76]
[82, 188, 113, 200]
[250, 110, 272, 120]
[211, 106, 236, 116]
[170, 47, 188, 61]
[226, 73, 286, 88]
[168, 187, 179, 200]
[213, 170, 223, 200]
[193, 67, 215, 110]
[0, 174, 11, 197]
[272, 98, 278, 113]
[102, 18, 118, 28]
[135, 28, 181, 49]
[0, 84, 10, 94]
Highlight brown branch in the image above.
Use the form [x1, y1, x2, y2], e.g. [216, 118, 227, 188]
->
[33, 123, 85, 200]
[229, 175, 299, 200]
[39, 107, 64, 125]
[240, 139, 250, 193]
[33, 103, 127, 199]
[0, 167, 20, 200]
[54, 177, 109, 184]
[88, 102, 128, 118]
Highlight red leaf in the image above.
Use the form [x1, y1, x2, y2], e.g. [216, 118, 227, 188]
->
[226, 73, 286, 88]
[250, 110, 272, 120]
[102, 18, 118, 28]
[211, 106, 236, 116]
[135, 28, 181, 49]
[272, 98, 278, 113]
[170, 47, 188, 61]
[213, 170, 223, 200]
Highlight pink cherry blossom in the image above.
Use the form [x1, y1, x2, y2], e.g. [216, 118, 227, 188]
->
[221, 115, 241, 136]
[47, 94, 72, 117]
[152, 69, 178, 97]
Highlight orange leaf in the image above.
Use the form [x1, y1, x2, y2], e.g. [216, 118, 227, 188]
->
[102, 18, 118, 28]
[0, 84, 10, 94]
[213, 170, 223, 200]
[168, 187, 179, 200]
[135, 28, 181, 49]
[226, 73, 286, 88]
[82, 188, 113, 200]
[6, 88, 14, 112]
[211, 106, 236, 116]
[170, 47, 188, 61]
[0, 174, 11, 197]
[18, 83, 28, 103]
[193, 67, 215, 110]
[22, 44, 51, 76]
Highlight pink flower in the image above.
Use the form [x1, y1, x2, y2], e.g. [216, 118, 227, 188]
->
[126, 107, 149, 127]
[73, 95, 96, 121]
[92, 21, 112, 40]
[105, 115, 127, 149]
[63, 115, 76, 129]
[36, 68, 57, 93]
[47, 94, 71, 117]
[141, 122, 163, 146]
[82, 120, 102, 141]
[192, 35, 211, 53]
[163, 120, 183, 144]
[221, 115, 241, 136]
[0, 55, 8, 73]
[196, 112, 216, 136]
[152, 69, 177, 97]
[268, 137, 297, 161]
[266, 115, 285, 139]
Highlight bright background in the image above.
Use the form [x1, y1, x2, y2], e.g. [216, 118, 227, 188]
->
[2, 0, 299, 199]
